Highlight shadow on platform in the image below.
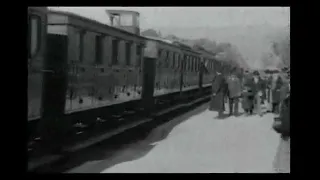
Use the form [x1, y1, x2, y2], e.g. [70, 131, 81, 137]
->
[64, 103, 210, 173]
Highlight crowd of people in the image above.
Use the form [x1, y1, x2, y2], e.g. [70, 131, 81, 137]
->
[209, 66, 291, 173]
[209, 66, 290, 119]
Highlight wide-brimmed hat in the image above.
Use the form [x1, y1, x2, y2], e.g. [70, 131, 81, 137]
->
[282, 67, 289, 72]
[253, 70, 260, 76]
[265, 67, 280, 74]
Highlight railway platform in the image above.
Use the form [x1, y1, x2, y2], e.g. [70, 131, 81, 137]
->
[67, 102, 289, 173]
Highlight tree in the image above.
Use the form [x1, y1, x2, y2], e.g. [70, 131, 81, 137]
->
[141, 29, 160, 37]
[261, 52, 275, 68]
[271, 24, 290, 68]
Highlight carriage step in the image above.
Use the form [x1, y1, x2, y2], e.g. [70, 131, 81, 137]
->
[124, 110, 135, 115]
[112, 115, 122, 118]
[73, 123, 88, 128]
[96, 117, 106, 122]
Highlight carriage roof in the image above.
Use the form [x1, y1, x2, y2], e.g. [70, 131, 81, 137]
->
[48, 9, 146, 39]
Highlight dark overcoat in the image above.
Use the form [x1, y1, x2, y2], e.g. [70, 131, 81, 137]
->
[251, 77, 266, 95]
[267, 76, 273, 103]
[273, 95, 290, 173]
[226, 75, 242, 98]
[242, 75, 254, 110]
[280, 79, 290, 103]
[241, 89, 254, 110]
[209, 74, 228, 112]
[271, 77, 284, 103]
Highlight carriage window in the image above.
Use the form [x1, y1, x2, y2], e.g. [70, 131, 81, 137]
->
[120, 14, 134, 26]
[189, 57, 192, 72]
[125, 42, 132, 66]
[196, 58, 199, 72]
[177, 55, 181, 69]
[169, 52, 174, 68]
[95, 35, 104, 65]
[111, 14, 121, 26]
[167, 51, 171, 68]
[172, 52, 176, 68]
[74, 32, 80, 61]
[195, 58, 198, 71]
[195, 58, 198, 72]
[191, 57, 194, 72]
[175, 54, 179, 68]
[186, 56, 189, 71]
[184, 56, 187, 71]
[188, 56, 191, 71]
[158, 49, 162, 58]
[28, 15, 41, 59]
[190, 57, 192, 72]
[78, 31, 85, 62]
[183, 55, 186, 71]
[136, 45, 142, 67]
[164, 51, 169, 68]
[187, 56, 190, 71]
[112, 39, 119, 65]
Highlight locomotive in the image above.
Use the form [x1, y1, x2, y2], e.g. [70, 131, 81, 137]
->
[28, 7, 239, 150]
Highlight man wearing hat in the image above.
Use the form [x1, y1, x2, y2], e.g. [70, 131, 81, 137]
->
[242, 70, 254, 115]
[266, 71, 273, 112]
[279, 67, 290, 107]
[209, 66, 228, 118]
[226, 67, 242, 116]
[251, 70, 266, 116]
[270, 70, 284, 114]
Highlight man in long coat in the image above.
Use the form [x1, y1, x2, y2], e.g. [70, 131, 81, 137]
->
[271, 72, 284, 114]
[279, 68, 290, 103]
[226, 68, 242, 116]
[252, 71, 266, 116]
[209, 68, 228, 118]
[242, 70, 254, 115]
[273, 93, 290, 173]
[266, 73, 273, 112]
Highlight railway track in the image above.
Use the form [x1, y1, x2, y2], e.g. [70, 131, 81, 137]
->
[28, 93, 211, 173]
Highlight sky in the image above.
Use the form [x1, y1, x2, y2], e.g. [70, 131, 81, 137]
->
[48, 7, 290, 69]
[49, 7, 290, 29]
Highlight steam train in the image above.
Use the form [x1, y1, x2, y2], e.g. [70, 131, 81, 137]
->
[28, 7, 239, 146]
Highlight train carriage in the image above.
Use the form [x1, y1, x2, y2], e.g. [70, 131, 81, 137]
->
[28, 7, 48, 121]
[183, 52, 201, 91]
[47, 10, 146, 115]
[28, 7, 246, 160]
[173, 42, 201, 92]
[143, 36, 184, 97]
[196, 48, 218, 88]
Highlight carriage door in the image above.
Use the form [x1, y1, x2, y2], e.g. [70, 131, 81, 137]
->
[41, 31, 68, 122]
[28, 13, 44, 121]
[141, 57, 156, 113]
